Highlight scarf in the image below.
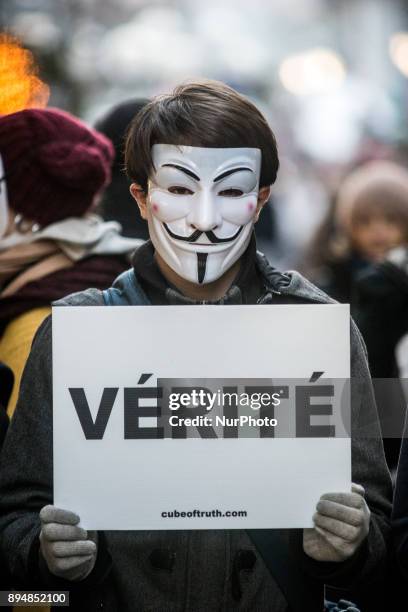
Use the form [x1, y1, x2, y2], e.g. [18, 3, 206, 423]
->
[0, 213, 143, 260]
[0, 241, 73, 297]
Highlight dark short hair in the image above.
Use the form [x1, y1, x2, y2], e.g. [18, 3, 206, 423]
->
[125, 80, 279, 190]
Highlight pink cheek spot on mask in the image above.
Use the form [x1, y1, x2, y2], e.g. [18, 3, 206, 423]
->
[247, 202, 255, 213]
[152, 203, 159, 213]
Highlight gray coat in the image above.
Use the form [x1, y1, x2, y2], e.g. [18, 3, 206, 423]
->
[0, 253, 392, 611]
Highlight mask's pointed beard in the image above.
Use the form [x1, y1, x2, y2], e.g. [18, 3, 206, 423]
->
[197, 252, 208, 284]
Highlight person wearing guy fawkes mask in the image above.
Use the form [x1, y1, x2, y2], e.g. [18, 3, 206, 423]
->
[0, 108, 143, 420]
[0, 81, 390, 612]
[128, 143, 268, 306]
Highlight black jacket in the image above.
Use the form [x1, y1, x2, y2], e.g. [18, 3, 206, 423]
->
[0, 247, 392, 611]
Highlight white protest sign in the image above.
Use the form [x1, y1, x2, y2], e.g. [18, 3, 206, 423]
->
[52, 304, 351, 530]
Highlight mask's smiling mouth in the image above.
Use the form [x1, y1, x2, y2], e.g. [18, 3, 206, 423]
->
[163, 223, 243, 244]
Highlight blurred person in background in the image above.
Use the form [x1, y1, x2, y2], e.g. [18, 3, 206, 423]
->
[94, 98, 150, 240]
[0, 107, 142, 419]
[303, 161, 408, 304]
[303, 161, 408, 472]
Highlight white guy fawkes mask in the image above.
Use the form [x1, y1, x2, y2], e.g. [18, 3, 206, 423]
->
[147, 144, 262, 284]
[0, 154, 9, 239]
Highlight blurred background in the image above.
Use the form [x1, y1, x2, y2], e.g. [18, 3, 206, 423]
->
[3, 2, 408, 598]
[1, 0, 408, 265]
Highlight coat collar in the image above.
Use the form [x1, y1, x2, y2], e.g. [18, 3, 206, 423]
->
[255, 251, 336, 305]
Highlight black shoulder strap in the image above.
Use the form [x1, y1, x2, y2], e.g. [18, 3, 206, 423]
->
[248, 529, 324, 612]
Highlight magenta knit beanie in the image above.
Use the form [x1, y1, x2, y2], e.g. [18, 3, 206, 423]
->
[0, 107, 114, 227]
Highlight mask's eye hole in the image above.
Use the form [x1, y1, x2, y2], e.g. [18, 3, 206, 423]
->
[168, 186, 194, 195]
[218, 188, 244, 197]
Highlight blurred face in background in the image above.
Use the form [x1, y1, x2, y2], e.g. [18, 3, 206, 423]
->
[336, 161, 408, 263]
[350, 210, 406, 262]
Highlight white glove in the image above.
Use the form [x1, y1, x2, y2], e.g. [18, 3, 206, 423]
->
[303, 483, 370, 562]
[39, 505, 98, 581]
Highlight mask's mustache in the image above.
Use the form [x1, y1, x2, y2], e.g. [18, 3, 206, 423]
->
[163, 224, 243, 244]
